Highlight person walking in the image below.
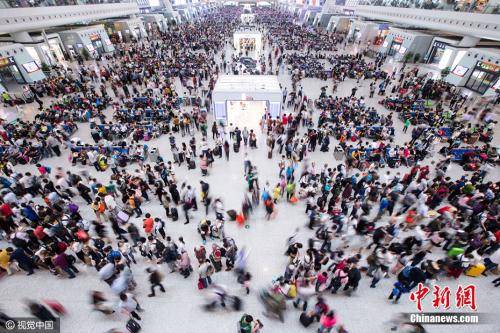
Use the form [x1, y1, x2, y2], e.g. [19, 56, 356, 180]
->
[147, 267, 165, 297]
[118, 293, 142, 320]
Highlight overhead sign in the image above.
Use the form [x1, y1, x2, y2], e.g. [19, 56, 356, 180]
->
[433, 41, 447, 49]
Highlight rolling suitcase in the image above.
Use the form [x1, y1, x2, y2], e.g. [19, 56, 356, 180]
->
[465, 264, 486, 277]
[126, 318, 141, 333]
[233, 143, 239, 153]
[170, 207, 179, 221]
[117, 210, 130, 224]
[299, 312, 314, 327]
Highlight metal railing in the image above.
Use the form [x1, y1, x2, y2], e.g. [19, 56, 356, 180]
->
[356, 0, 499, 14]
[0, 0, 132, 8]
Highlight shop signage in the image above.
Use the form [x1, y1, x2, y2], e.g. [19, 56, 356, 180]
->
[393, 36, 404, 43]
[0, 57, 15, 68]
[378, 23, 389, 30]
[433, 41, 447, 49]
[477, 61, 500, 72]
[89, 34, 101, 41]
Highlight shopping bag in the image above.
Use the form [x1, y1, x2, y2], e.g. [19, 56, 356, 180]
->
[197, 278, 204, 290]
[290, 196, 298, 203]
[236, 213, 246, 226]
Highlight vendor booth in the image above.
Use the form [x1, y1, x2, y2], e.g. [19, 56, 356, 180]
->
[233, 30, 263, 60]
[212, 75, 282, 129]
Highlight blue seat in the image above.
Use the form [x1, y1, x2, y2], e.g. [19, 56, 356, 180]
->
[450, 148, 475, 162]
[440, 127, 452, 138]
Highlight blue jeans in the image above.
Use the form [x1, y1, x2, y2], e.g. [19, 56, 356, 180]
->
[62, 267, 76, 278]
[202, 276, 212, 288]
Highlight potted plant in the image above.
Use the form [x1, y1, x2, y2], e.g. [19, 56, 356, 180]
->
[441, 66, 451, 77]
[81, 48, 91, 61]
[413, 53, 421, 63]
[403, 51, 414, 63]
[40, 62, 51, 75]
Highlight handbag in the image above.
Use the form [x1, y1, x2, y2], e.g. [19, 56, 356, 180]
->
[126, 318, 141, 333]
[197, 278, 204, 290]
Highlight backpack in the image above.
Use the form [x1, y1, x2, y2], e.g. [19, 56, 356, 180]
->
[98, 202, 106, 213]
[401, 266, 412, 278]
[68, 203, 79, 214]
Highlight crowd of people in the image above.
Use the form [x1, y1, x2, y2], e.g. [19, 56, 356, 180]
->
[0, 5, 498, 333]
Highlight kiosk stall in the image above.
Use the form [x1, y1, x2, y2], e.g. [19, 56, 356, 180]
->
[212, 75, 282, 130]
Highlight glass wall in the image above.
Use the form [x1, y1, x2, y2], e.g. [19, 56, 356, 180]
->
[465, 61, 500, 94]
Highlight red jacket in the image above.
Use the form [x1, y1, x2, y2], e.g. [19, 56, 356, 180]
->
[34, 226, 46, 240]
[0, 203, 13, 217]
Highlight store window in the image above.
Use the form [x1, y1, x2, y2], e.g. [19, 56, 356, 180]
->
[89, 33, 104, 54]
[465, 61, 500, 95]
[0, 56, 25, 84]
[388, 36, 404, 56]
[427, 41, 447, 66]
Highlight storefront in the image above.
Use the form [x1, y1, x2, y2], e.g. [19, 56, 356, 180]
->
[427, 41, 449, 65]
[380, 29, 433, 62]
[0, 56, 25, 84]
[465, 61, 500, 94]
[373, 23, 390, 46]
[59, 26, 114, 60]
[387, 36, 404, 56]
[0, 44, 45, 86]
[89, 33, 105, 55]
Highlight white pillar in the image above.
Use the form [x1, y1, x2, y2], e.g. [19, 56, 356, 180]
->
[10, 31, 33, 43]
[458, 36, 479, 47]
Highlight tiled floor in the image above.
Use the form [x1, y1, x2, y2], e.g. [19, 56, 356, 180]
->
[0, 30, 498, 333]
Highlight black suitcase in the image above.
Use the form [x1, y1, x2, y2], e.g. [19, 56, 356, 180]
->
[126, 318, 141, 333]
[171, 207, 179, 221]
[233, 143, 239, 153]
[299, 312, 314, 327]
[188, 160, 196, 169]
[231, 296, 242, 311]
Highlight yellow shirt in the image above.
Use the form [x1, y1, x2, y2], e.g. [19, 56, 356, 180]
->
[0, 249, 10, 269]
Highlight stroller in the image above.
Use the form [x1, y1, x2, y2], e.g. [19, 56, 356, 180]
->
[203, 285, 242, 311]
